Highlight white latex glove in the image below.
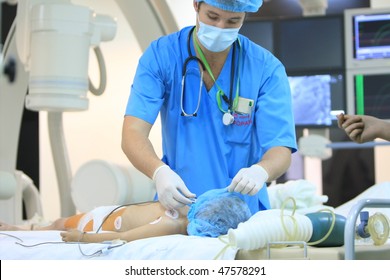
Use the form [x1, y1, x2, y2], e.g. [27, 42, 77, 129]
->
[153, 165, 196, 210]
[227, 164, 269, 195]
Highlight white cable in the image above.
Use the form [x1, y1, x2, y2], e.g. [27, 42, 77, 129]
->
[88, 46, 107, 96]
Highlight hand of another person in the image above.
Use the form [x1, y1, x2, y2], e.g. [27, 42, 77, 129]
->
[153, 165, 196, 210]
[60, 229, 84, 242]
[227, 164, 269, 195]
[337, 113, 377, 143]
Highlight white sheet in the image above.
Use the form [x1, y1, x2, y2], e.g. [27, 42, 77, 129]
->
[0, 231, 237, 260]
[1, 180, 389, 260]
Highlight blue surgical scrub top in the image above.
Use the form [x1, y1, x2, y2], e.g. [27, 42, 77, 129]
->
[125, 26, 297, 214]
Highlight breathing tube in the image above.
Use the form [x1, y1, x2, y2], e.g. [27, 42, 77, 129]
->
[215, 197, 346, 257]
[356, 211, 390, 246]
[227, 208, 312, 250]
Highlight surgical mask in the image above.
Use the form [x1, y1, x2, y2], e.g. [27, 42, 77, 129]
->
[197, 19, 240, 52]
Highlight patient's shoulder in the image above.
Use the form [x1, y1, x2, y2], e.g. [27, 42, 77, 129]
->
[159, 214, 188, 235]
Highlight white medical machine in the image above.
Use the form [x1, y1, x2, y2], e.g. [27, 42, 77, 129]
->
[0, 0, 178, 225]
[0, 0, 117, 224]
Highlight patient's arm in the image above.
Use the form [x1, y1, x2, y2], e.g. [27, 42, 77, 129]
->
[60, 216, 188, 243]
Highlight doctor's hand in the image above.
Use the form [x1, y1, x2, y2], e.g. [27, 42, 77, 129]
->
[227, 164, 269, 196]
[153, 165, 196, 210]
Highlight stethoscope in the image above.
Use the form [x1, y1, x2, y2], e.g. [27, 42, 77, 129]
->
[180, 31, 205, 117]
[181, 26, 240, 125]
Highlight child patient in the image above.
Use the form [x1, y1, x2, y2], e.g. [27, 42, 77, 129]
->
[0, 188, 251, 243]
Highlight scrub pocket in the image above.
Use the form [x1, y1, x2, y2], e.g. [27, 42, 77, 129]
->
[224, 113, 253, 145]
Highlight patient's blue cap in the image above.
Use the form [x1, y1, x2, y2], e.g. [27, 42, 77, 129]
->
[187, 188, 251, 237]
[195, 0, 263, 13]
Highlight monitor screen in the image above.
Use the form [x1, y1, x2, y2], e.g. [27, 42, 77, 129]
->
[345, 7, 390, 69]
[354, 72, 390, 119]
[276, 15, 344, 71]
[240, 20, 274, 53]
[289, 73, 345, 127]
[353, 12, 390, 60]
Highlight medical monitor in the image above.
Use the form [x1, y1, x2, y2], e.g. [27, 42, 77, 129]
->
[344, 7, 390, 69]
[346, 68, 390, 119]
[289, 73, 345, 128]
[276, 15, 344, 72]
[240, 20, 274, 53]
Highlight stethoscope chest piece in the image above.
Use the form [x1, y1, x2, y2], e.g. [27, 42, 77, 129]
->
[223, 112, 234, 126]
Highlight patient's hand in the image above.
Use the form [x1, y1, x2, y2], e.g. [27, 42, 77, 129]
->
[60, 229, 84, 242]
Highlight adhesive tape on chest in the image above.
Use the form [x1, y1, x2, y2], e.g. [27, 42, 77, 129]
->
[165, 209, 179, 219]
[114, 216, 122, 230]
[149, 216, 162, 225]
[149, 210, 179, 225]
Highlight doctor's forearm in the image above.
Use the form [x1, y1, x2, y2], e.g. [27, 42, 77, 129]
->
[121, 116, 164, 179]
[256, 146, 291, 182]
[124, 138, 163, 179]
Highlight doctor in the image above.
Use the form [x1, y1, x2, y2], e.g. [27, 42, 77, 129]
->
[122, 0, 297, 213]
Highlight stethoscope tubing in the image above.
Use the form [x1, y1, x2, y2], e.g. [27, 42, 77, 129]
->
[187, 26, 237, 111]
[182, 26, 239, 119]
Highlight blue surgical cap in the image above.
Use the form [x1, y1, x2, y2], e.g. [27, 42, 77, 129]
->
[187, 188, 251, 237]
[195, 0, 263, 13]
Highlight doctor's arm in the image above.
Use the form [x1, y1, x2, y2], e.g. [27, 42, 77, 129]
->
[257, 146, 291, 180]
[228, 146, 291, 195]
[121, 116, 195, 209]
[122, 115, 162, 179]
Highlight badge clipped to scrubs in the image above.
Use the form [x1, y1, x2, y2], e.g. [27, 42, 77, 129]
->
[223, 97, 254, 126]
[236, 97, 254, 115]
